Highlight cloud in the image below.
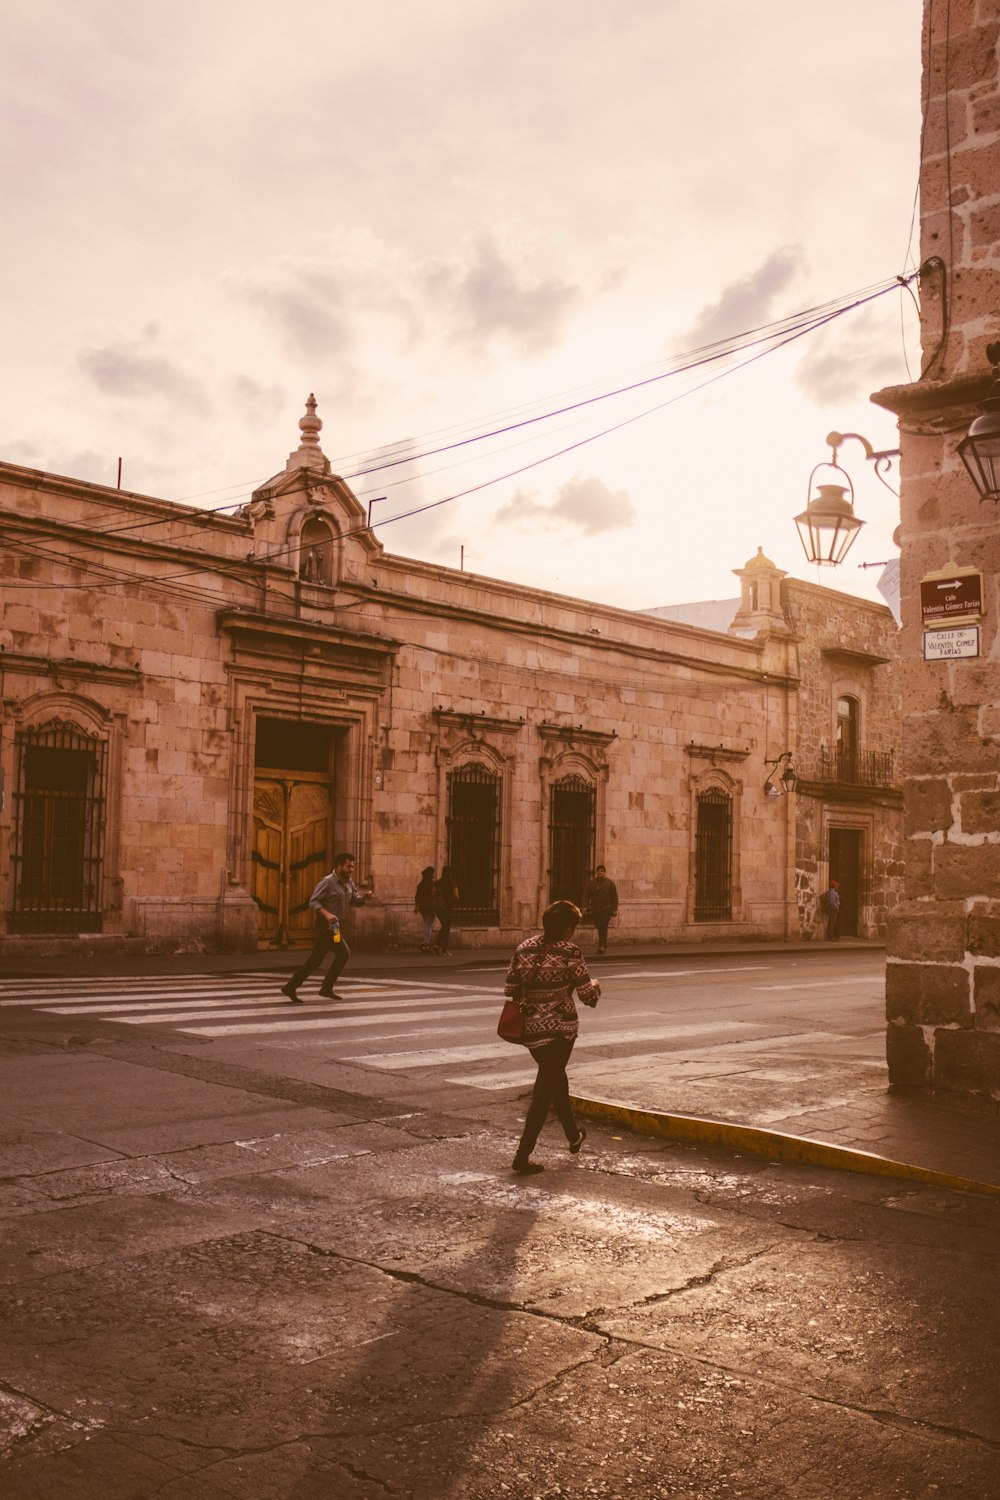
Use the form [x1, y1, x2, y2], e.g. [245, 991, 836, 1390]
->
[1, 439, 113, 485]
[78, 325, 206, 411]
[425, 239, 581, 357]
[496, 472, 636, 535]
[229, 374, 287, 428]
[243, 268, 356, 360]
[795, 308, 909, 405]
[682, 245, 806, 349]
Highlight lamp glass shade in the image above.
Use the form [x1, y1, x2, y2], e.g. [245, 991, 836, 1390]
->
[957, 405, 1000, 500]
[794, 483, 864, 566]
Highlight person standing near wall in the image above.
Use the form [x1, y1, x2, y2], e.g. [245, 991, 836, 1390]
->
[281, 853, 373, 1002]
[585, 864, 619, 955]
[432, 865, 459, 955]
[414, 866, 436, 952]
[824, 879, 841, 941]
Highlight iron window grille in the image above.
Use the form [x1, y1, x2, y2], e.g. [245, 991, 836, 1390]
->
[9, 722, 107, 933]
[694, 788, 732, 921]
[446, 762, 502, 924]
[548, 774, 596, 908]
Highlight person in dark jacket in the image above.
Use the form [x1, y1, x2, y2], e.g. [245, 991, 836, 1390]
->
[432, 865, 458, 954]
[585, 864, 619, 954]
[504, 900, 600, 1174]
[414, 866, 436, 952]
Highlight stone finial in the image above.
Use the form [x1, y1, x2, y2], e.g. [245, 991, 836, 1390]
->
[285, 393, 331, 474]
[739, 546, 779, 573]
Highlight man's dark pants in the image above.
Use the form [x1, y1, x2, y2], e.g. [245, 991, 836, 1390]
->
[287, 924, 351, 994]
[593, 912, 612, 949]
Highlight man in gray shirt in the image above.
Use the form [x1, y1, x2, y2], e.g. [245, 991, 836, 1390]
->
[281, 852, 373, 1003]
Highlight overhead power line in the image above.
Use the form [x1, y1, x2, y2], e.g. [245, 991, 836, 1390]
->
[2, 272, 915, 597]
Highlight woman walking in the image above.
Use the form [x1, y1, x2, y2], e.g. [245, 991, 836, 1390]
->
[504, 900, 601, 1174]
[432, 865, 459, 955]
[414, 866, 436, 952]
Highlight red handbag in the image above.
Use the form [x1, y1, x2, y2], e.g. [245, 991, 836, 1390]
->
[497, 998, 524, 1044]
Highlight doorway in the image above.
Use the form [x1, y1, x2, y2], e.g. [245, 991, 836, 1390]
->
[252, 720, 335, 948]
[828, 827, 863, 937]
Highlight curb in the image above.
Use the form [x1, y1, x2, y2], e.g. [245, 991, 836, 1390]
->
[570, 1093, 1000, 1199]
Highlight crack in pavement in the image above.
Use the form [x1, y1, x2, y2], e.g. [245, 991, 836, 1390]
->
[578, 1242, 784, 1324]
[259, 1232, 1000, 1459]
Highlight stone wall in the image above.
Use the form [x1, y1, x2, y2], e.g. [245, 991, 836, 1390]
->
[787, 579, 903, 941]
[874, 0, 1000, 1099]
[0, 442, 901, 958]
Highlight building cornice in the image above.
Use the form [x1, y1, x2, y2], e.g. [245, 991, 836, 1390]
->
[0, 652, 143, 686]
[871, 372, 993, 423]
[217, 608, 400, 657]
[820, 646, 893, 668]
[684, 742, 751, 762]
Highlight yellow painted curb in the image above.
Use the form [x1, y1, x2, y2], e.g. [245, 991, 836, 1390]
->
[570, 1093, 1000, 1198]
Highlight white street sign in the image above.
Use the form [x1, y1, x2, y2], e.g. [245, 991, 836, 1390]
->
[923, 626, 980, 660]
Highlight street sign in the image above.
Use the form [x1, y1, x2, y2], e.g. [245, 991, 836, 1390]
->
[920, 571, 983, 626]
[923, 626, 980, 660]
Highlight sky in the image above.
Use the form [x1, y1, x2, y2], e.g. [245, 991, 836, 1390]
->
[1, 1, 924, 614]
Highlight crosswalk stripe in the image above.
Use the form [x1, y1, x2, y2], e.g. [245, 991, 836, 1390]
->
[345, 1020, 756, 1069]
[39, 990, 497, 1017]
[83, 1003, 497, 1029]
[0, 982, 499, 1009]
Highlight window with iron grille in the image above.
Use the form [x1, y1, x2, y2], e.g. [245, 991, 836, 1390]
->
[446, 762, 501, 924]
[549, 774, 595, 907]
[694, 788, 732, 921]
[9, 722, 107, 933]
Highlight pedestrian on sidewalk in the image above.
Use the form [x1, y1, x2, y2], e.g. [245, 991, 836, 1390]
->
[414, 866, 437, 952]
[432, 865, 459, 955]
[823, 878, 841, 940]
[585, 863, 619, 954]
[505, 900, 601, 1175]
[281, 853, 373, 1003]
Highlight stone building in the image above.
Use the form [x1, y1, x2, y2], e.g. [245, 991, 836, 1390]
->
[873, 0, 1000, 1098]
[0, 399, 901, 957]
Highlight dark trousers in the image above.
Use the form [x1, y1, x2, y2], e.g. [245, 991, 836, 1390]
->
[593, 911, 612, 948]
[826, 911, 840, 940]
[435, 911, 453, 953]
[516, 1038, 578, 1156]
[288, 925, 351, 992]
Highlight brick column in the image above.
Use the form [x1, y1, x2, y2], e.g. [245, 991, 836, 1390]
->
[873, 0, 1000, 1096]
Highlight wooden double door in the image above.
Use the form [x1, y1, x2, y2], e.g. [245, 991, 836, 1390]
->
[252, 771, 332, 947]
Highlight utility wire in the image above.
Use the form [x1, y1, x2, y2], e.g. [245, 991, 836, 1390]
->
[78, 273, 906, 540]
[3, 273, 915, 595]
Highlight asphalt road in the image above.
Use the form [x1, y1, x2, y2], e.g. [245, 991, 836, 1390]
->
[3, 950, 1000, 1498]
[0, 948, 887, 1120]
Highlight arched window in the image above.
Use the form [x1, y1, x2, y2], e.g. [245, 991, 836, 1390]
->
[548, 774, 596, 906]
[10, 721, 107, 932]
[837, 695, 860, 781]
[446, 762, 501, 923]
[694, 788, 732, 921]
[298, 516, 335, 585]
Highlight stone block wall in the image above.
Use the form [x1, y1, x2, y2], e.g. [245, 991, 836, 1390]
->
[875, 0, 1000, 1099]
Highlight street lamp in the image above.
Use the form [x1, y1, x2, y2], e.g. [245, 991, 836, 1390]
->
[795, 430, 901, 567]
[956, 342, 1000, 501]
[764, 751, 798, 798]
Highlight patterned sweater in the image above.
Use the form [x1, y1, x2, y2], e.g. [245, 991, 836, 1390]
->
[504, 934, 600, 1048]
